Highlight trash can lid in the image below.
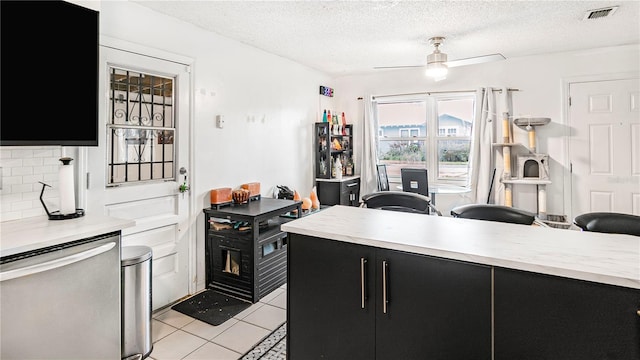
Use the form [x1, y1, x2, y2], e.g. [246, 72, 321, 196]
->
[121, 245, 152, 266]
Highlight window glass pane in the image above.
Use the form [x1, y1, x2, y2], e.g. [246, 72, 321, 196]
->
[379, 139, 426, 162]
[377, 101, 428, 183]
[107, 67, 175, 186]
[436, 97, 473, 181]
[437, 98, 473, 137]
[379, 139, 427, 181]
[377, 101, 427, 138]
[438, 139, 470, 179]
[109, 164, 126, 184]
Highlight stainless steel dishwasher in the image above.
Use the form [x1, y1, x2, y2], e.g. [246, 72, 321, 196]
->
[0, 231, 121, 359]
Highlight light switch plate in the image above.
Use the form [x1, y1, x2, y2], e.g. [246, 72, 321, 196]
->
[216, 115, 225, 129]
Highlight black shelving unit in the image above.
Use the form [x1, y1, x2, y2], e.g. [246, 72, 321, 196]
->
[315, 122, 354, 179]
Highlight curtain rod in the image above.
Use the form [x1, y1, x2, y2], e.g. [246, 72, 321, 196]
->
[369, 88, 520, 100]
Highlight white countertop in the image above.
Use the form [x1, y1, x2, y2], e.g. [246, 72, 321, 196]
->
[0, 214, 136, 257]
[281, 205, 640, 289]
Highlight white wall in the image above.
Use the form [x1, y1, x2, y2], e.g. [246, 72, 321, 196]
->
[333, 45, 639, 218]
[98, 1, 331, 290]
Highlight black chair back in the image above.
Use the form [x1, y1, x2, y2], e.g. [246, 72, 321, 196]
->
[377, 164, 389, 191]
[451, 204, 536, 225]
[573, 212, 640, 236]
[361, 191, 431, 215]
[401, 168, 429, 196]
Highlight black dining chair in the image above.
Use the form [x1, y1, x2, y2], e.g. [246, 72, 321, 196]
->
[361, 191, 442, 216]
[377, 164, 389, 191]
[573, 212, 640, 237]
[450, 203, 536, 225]
[400, 168, 439, 215]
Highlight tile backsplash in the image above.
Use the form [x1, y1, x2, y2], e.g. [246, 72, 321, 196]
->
[0, 146, 64, 221]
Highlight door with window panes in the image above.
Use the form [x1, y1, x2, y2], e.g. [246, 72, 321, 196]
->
[376, 94, 474, 188]
[84, 46, 192, 310]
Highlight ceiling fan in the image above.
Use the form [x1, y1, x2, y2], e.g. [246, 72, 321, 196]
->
[374, 36, 505, 80]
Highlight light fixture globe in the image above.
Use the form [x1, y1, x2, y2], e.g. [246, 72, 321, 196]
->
[425, 62, 448, 77]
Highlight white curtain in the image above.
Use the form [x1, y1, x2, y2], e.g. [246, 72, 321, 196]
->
[468, 87, 496, 203]
[359, 95, 379, 199]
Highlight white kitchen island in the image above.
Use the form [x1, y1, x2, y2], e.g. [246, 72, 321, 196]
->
[283, 205, 640, 360]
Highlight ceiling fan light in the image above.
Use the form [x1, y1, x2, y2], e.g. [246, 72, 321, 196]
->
[425, 62, 448, 78]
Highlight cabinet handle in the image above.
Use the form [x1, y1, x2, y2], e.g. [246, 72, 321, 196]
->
[347, 183, 358, 187]
[637, 310, 640, 317]
[360, 258, 367, 309]
[382, 260, 389, 314]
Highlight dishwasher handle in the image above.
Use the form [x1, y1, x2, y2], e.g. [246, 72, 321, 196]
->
[0, 242, 116, 282]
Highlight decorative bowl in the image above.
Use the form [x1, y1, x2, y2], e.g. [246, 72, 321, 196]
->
[232, 189, 250, 204]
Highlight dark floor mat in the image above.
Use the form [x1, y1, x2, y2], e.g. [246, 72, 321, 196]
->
[171, 289, 251, 326]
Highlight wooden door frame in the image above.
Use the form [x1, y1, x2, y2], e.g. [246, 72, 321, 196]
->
[77, 35, 197, 295]
[561, 71, 639, 221]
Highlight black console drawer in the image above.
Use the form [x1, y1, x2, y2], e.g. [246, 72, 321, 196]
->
[317, 177, 360, 206]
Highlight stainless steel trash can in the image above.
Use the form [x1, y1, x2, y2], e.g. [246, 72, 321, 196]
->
[121, 246, 153, 359]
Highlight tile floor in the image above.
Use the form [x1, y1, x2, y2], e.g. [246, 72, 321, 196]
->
[147, 284, 287, 360]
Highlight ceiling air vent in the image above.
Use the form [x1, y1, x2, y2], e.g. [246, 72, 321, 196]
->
[583, 6, 619, 20]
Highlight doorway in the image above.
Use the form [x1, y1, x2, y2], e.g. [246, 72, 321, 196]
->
[83, 42, 193, 309]
[568, 76, 640, 218]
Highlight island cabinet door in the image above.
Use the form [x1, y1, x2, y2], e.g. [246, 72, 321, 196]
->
[287, 234, 376, 359]
[374, 249, 492, 360]
[494, 267, 640, 360]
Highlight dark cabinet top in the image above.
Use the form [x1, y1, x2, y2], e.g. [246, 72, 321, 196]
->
[204, 198, 301, 221]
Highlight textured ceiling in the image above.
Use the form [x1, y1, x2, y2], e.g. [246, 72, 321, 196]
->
[132, 0, 640, 76]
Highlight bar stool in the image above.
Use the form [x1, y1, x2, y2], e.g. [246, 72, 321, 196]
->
[450, 204, 536, 225]
[573, 212, 640, 237]
[361, 191, 441, 215]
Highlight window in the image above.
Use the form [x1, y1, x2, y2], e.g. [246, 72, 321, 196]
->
[106, 67, 176, 186]
[400, 128, 420, 137]
[375, 93, 475, 186]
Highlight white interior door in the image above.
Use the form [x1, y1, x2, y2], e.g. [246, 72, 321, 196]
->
[569, 78, 640, 217]
[84, 45, 192, 309]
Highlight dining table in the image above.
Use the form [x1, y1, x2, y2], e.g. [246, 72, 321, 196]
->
[396, 183, 470, 206]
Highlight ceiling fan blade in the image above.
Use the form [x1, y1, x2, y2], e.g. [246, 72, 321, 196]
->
[373, 65, 423, 70]
[445, 53, 505, 68]
[374, 52, 505, 71]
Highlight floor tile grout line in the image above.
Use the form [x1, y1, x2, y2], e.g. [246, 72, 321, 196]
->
[152, 302, 284, 339]
[151, 314, 282, 357]
[150, 320, 180, 343]
[150, 285, 288, 359]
